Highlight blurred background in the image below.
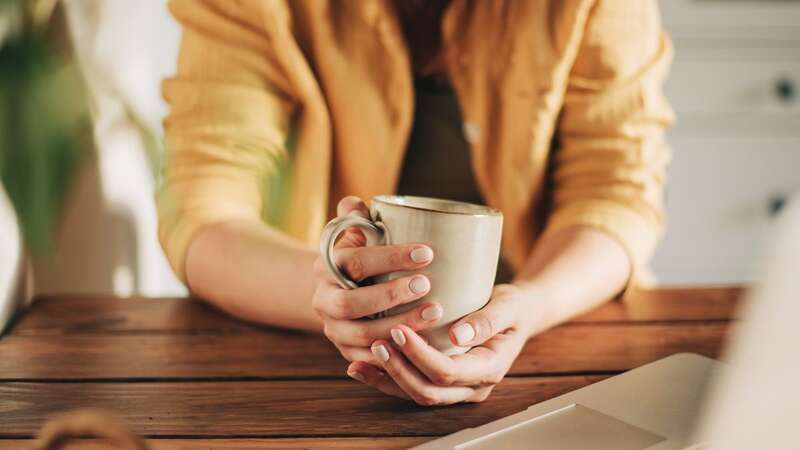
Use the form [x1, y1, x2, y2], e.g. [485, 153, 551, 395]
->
[0, 0, 798, 303]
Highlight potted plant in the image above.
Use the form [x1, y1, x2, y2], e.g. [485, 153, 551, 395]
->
[0, 0, 90, 333]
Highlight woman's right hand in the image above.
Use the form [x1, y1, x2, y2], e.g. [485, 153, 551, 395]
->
[312, 196, 443, 365]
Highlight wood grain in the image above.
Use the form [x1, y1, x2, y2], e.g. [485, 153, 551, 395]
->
[0, 437, 432, 450]
[0, 376, 604, 438]
[9, 287, 742, 336]
[0, 287, 741, 447]
[0, 322, 729, 380]
[573, 286, 742, 323]
[9, 296, 253, 336]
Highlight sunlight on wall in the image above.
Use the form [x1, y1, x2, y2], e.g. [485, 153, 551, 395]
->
[30, 0, 187, 296]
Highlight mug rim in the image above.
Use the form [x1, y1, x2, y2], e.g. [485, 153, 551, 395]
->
[372, 195, 502, 217]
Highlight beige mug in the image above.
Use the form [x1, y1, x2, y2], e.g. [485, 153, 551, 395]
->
[319, 195, 503, 355]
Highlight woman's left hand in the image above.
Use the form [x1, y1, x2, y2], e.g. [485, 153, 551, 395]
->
[345, 283, 540, 405]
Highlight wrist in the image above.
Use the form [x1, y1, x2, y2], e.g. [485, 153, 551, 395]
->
[509, 279, 562, 338]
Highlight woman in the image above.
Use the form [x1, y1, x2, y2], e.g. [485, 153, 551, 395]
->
[158, 0, 674, 405]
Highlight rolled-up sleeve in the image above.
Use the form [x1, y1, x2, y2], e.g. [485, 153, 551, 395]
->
[158, 0, 296, 283]
[543, 0, 675, 286]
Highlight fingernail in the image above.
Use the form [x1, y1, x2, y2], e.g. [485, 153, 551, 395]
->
[348, 370, 365, 382]
[420, 303, 443, 321]
[452, 323, 475, 345]
[410, 246, 433, 263]
[409, 275, 431, 294]
[371, 344, 390, 362]
[391, 328, 406, 346]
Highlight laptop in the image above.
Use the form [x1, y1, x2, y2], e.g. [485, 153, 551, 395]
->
[412, 197, 800, 450]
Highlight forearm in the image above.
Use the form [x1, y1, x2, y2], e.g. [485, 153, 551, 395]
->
[185, 219, 322, 332]
[514, 226, 632, 336]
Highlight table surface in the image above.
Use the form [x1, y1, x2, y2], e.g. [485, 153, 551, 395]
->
[0, 287, 742, 449]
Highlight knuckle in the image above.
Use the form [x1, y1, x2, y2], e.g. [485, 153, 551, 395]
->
[485, 371, 504, 385]
[330, 291, 353, 319]
[381, 359, 396, 372]
[341, 229, 367, 248]
[431, 367, 456, 386]
[383, 362, 401, 379]
[343, 195, 361, 204]
[384, 282, 403, 307]
[337, 196, 359, 214]
[343, 253, 365, 280]
[338, 196, 368, 218]
[351, 323, 372, 346]
[387, 247, 404, 268]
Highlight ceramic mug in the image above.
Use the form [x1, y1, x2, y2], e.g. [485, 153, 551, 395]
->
[319, 195, 503, 356]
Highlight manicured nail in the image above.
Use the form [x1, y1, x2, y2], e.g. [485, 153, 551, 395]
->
[348, 370, 365, 383]
[410, 246, 433, 263]
[452, 323, 475, 345]
[391, 328, 406, 346]
[409, 275, 431, 294]
[420, 303, 443, 321]
[372, 344, 390, 362]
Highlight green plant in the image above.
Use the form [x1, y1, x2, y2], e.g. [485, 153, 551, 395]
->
[0, 0, 90, 253]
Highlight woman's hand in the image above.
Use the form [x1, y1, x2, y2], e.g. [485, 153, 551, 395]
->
[345, 283, 539, 405]
[312, 196, 445, 365]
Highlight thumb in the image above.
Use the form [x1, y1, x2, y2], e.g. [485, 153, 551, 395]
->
[334, 196, 371, 249]
[449, 298, 513, 347]
[336, 195, 370, 219]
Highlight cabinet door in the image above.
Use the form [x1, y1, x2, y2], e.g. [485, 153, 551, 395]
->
[652, 138, 800, 284]
[667, 60, 800, 116]
[665, 46, 800, 139]
[661, 0, 800, 39]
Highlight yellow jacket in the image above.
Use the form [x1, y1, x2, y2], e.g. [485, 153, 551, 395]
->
[159, 0, 674, 285]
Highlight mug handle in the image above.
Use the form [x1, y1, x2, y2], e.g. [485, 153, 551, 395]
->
[319, 213, 386, 290]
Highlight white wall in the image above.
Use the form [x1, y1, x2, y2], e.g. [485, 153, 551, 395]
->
[33, 0, 185, 296]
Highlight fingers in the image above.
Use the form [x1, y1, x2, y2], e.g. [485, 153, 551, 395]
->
[333, 197, 371, 249]
[333, 342, 381, 365]
[344, 343, 500, 405]
[448, 296, 515, 347]
[467, 385, 496, 403]
[390, 325, 506, 386]
[332, 243, 434, 282]
[349, 358, 494, 404]
[346, 362, 411, 400]
[323, 302, 443, 346]
[337, 196, 370, 219]
[369, 340, 475, 406]
[314, 273, 433, 320]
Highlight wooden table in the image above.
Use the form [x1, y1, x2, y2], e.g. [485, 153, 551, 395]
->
[0, 287, 742, 449]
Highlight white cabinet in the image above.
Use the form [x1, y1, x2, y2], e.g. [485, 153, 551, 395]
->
[667, 58, 800, 116]
[660, 0, 800, 37]
[652, 1, 800, 284]
[653, 138, 800, 284]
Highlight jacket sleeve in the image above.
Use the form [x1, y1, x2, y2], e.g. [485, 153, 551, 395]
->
[543, 0, 675, 289]
[157, 0, 297, 283]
